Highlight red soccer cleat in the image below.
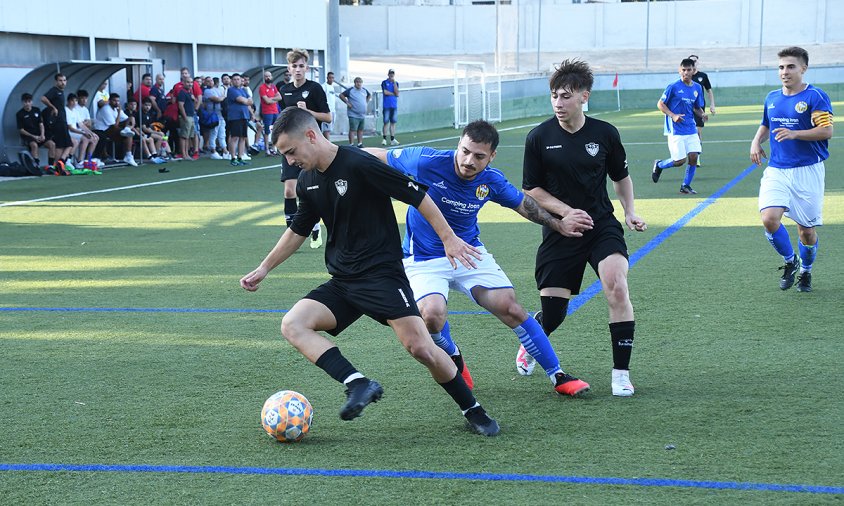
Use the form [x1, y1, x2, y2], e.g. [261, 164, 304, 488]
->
[554, 372, 590, 397]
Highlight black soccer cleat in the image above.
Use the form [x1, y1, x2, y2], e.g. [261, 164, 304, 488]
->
[778, 258, 800, 290]
[795, 271, 812, 292]
[679, 184, 697, 195]
[464, 406, 500, 436]
[651, 160, 663, 183]
[340, 378, 383, 421]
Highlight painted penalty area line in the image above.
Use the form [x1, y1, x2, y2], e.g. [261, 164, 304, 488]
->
[0, 463, 840, 495]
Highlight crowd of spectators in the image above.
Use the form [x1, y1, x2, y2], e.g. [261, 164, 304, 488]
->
[14, 64, 392, 175]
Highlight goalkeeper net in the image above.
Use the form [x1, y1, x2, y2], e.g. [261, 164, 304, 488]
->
[453, 62, 501, 129]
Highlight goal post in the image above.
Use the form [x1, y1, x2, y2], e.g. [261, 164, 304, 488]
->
[453, 61, 500, 129]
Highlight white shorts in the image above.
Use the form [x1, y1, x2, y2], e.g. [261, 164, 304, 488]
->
[758, 162, 825, 228]
[667, 133, 701, 161]
[402, 246, 513, 304]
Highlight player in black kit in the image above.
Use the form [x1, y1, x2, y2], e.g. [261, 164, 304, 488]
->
[688, 55, 716, 164]
[278, 49, 331, 249]
[241, 107, 500, 436]
[521, 59, 647, 397]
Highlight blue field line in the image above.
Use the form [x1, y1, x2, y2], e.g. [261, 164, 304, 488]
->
[0, 164, 758, 318]
[0, 462, 840, 494]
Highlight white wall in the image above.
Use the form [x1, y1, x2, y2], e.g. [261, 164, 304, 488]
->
[0, 0, 327, 51]
[340, 0, 840, 55]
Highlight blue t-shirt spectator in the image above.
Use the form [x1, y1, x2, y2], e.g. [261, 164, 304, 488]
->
[178, 88, 195, 117]
[381, 77, 398, 109]
[226, 87, 250, 121]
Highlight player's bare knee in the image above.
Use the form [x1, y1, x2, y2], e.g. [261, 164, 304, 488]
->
[280, 314, 307, 344]
[603, 277, 629, 305]
[419, 306, 447, 332]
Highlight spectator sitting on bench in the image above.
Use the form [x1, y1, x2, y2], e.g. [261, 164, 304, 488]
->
[16, 92, 54, 169]
[93, 93, 137, 166]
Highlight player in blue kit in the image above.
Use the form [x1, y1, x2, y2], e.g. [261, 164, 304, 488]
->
[365, 120, 591, 397]
[750, 46, 833, 292]
[652, 58, 706, 194]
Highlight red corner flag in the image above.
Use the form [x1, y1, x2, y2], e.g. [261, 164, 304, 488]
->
[612, 73, 619, 88]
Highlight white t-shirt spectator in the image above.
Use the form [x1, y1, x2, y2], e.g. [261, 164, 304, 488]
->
[74, 104, 92, 128]
[93, 89, 109, 116]
[65, 106, 81, 130]
[323, 81, 339, 113]
[94, 104, 128, 131]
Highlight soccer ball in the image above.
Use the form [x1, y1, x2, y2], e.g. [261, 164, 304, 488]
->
[261, 390, 313, 443]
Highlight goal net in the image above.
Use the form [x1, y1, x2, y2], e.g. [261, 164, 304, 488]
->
[453, 62, 501, 129]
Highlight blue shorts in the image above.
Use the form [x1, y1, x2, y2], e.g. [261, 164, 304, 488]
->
[382, 107, 397, 124]
[262, 113, 278, 135]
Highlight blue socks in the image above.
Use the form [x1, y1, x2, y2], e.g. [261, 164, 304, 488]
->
[431, 320, 458, 356]
[657, 158, 674, 169]
[683, 165, 697, 186]
[513, 316, 561, 377]
[765, 223, 795, 262]
[798, 237, 818, 272]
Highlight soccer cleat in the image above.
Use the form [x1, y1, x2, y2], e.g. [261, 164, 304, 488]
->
[651, 159, 663, 183]
[795, 271, 812, 292]
[611, 369, 635, 397]
[464, 406, 500, 436]
[554, 372, 590, 397]
[679, 184, 697, 195]
[451, 352, 474, 390]
[778, 258, 800, 290]
[310, 224, 323, 249]
[230, 159, 240, 167]
[381, 138, 387, 146]
[516, 344, 536, 376]
[391, 138, 400, 146]
[340, 378, 383, 421]
[54, 161, 71, 176]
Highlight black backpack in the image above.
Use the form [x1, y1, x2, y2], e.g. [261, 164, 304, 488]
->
[18, 150, 41, 175]
[0, 161, 36, 177]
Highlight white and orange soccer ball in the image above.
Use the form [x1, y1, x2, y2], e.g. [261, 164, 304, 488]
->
[261, 390, 313, 443]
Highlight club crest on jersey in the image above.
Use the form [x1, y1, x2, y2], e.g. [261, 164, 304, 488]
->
[693, 91, 698, 98]
[335, 179, 348, 196]
[585, 142, 600, 157]
[393, 148, 403, 158]
[475, 184, 490, 200]
[795, 101, 808, 113]
[302, 91, 310, 99]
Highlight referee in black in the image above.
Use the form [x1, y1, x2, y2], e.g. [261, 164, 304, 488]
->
[522, 59, 647, 398]
[689, 54, 716, 164]
[241, 106, 499, 436]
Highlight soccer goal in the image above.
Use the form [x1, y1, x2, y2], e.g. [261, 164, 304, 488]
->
[453, 62, 501, 129]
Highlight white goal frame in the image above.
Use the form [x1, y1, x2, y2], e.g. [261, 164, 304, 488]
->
[453, 61, 501, 129]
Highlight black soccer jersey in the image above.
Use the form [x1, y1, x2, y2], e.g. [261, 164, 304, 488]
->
[16, 108, 43, 137]
[279, 80, 330, 125]
[693, 71, 712, 105]
[43, 87, 66, 120]
[291, 146, 429, 278]
[523, 116, 628, 221]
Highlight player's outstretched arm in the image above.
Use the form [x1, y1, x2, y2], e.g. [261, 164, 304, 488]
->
[416, 194, 481, 269]
[524, 187, 593, 229]
[750, 124, 770, 166]
[612, 176, 647, 232]
[515, 194, 591, 237]
[240, 228, 308, 291]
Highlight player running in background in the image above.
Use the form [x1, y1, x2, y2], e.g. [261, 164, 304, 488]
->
[750, 46, 833, 293]
[652, 58, 706, 194]
[278, 49, 331, 249]
[522, 59, 647, 397]
[365, 120, 590, 397]
[241, 107, 500, 436]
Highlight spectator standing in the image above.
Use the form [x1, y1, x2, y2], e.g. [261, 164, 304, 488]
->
[226, 73, 253, 166]
[150, 74, 167, 118]
[201, 76, 226, 159]
[41, 73, 74, 169]
[177, 73, 197, 161]
[321, 71, 340, 140]
[381, 69, 400, 145]
[258, 70, 282, 156]
[339, 77, 370, 148]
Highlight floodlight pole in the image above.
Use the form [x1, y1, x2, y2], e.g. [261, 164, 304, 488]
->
[644, 0, 650, 70]
[536, 0, 542, 71]
[758, 0, 765, 66]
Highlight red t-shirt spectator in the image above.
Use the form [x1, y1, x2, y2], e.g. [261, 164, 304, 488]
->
[172, 81, 201, 99]
[258, 82, 280, 115]
[134, 84, 151, 104]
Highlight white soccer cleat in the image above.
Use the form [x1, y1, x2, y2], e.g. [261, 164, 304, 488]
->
[611, 369, 635, 397]
[390, 138, 400, 146]
[516, 344, 536, 376]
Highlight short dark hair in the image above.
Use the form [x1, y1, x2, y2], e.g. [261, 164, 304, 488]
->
[21, 93, 33, 101]
[55, 73, 65, 81]
[76, 89, 89, 98]
[143, 73, 152, 80]
[231, 73, 241, 79]
[327, 71, 334, 77]
[680, 58, 696, 68]
[549, 59, 593, 93]
[221, 73, 230, 79]
[142, 97, 152, 104]
[127, 97, 138, 104]
[66, 93, 77, 102]
[688, 54, 699, 61]
[462, 120, 499, 152]
[778, 46, 809, 66]
[109, 93, 120, 100]
[271, 106, 318, 146]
